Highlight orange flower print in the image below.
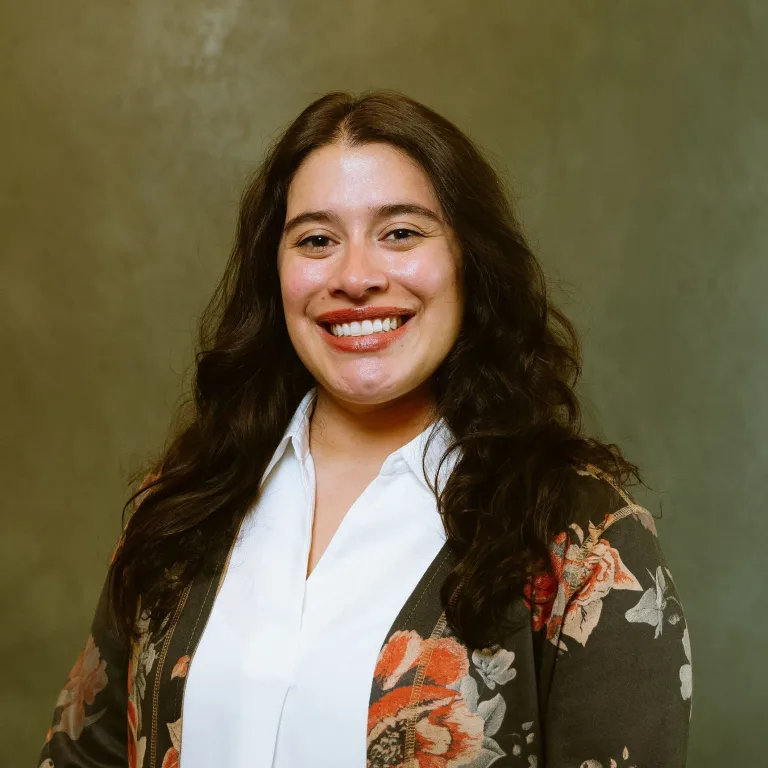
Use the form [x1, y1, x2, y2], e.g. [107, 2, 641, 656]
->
[523, 532, 567, 632]
[127, 697, 146, 768]
[161, 718, 182, 768]
[551, 522, 643, 648]
[171, 655, 191, 680]
[368, 684, 485, 767]
[368, 630, 499, 767]
[51, 634, 108, 741]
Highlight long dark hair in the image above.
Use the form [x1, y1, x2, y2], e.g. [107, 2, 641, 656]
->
[110, 89, 645, 648]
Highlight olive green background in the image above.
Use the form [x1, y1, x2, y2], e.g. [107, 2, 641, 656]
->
[2, 1, 765, 765]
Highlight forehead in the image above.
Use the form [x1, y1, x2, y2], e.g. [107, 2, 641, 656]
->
[285, 142, 440, 215]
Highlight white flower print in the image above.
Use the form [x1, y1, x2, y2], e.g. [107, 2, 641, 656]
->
[624, 565, 682, 638]
[471, 646, 517, 689]
[445, 673, 507, 767]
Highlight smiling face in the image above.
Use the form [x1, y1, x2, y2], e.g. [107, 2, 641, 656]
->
[276, 141, 463, 408]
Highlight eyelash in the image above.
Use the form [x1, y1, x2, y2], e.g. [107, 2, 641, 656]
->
[296, 228, 422, 251]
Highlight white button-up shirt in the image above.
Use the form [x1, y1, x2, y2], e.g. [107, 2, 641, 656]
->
[180, 386, 459, 768]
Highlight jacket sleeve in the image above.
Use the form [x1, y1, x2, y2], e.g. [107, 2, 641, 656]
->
[543, 507, 692, 767]
[37, 547, 130, 768]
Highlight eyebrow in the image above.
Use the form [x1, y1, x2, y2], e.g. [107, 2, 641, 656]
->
[282, 203, 444, 237]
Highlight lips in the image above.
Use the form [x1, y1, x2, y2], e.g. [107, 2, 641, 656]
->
[315, 306, 417, 327]
[316, 309, 413, 352]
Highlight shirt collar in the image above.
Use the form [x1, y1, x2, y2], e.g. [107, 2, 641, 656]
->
[260, 385, 460, 496]
[259, 387, 317, 487]
[394, 415, 459, 497]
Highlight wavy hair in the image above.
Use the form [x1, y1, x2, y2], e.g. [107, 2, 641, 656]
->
[109, 89, 645, 648]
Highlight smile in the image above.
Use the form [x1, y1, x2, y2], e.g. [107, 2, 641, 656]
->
[316, 314, 414, 352]
[326, 315, 406, 337]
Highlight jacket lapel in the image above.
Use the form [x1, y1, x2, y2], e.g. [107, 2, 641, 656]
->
[367, 540, 459, 766]
[135, 530, 238, 768]
[132, 536, 467, 768]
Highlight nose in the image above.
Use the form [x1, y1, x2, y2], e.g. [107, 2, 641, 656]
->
[326, 237, 388, 299]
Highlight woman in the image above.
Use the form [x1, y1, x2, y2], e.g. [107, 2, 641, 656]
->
[39, 90, 691, 768]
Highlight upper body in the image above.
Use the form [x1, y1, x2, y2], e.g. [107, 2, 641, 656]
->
[38, 440, 691, 768]
[180, 385, 458, 767]
[38, 89, 692, 767]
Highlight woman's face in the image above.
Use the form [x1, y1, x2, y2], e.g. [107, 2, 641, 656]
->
[277, 141, 463, 407]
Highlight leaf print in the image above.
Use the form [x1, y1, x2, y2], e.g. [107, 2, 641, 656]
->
[167, 718, 182, 750]
[451, 678, 509, 766]
[625, 566, 681, 638]
[128, 607, 161, 768]
[633, 507, 658, 536]
[476, 693, 506, 737]
[471, 646, 516, 689]
[127, 698, 146, 768]
[580, 746, 630, 768]
[624, 584, 662, 633]
[171, 655, 191, 679]
[569, 599, 604, 647]
[161, 747, 179, 768]
[50, 634, 108, 741]
[448, 673, 480, 713]
[465, 737, 506, 768]
[161, 718, 182, 768]
[680, 627, 693, 701]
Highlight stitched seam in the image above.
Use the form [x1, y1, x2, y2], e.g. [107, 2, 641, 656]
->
[401, 550, 451, 628]
[575, 504, 653, 562]
[149, 583, 191, 768]
[403, 572, 464, 764]
[582, 462, 639, 509]
[172, 576, 216, 717]
[404, 612, 449, 762]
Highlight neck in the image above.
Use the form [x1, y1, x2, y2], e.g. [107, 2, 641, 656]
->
[308, 383, 438, 467]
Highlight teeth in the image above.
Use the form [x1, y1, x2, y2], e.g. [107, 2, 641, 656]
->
[330, 315, 406, 337]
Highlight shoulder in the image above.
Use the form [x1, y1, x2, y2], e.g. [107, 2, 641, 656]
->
[568, 462, 658, 540]
[530, 463, 672, 650]
[534, 467, 693, 762]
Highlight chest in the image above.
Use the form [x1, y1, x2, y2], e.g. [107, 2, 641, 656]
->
[306, 457, 382, 578]
[128, 535, 541, 768]
[126, 451, 544, 768]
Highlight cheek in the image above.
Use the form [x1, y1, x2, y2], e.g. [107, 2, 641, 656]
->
[397, 254, 461, 308]
[279, 260, 326, 313]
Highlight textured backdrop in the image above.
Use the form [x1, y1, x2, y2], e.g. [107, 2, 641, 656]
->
[2, 1, 765, 764]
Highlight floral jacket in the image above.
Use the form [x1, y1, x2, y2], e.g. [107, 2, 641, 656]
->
[38, 464, 691, 768]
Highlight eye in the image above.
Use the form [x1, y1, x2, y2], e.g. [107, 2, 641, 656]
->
[384, 228, 422, 242]
[297, 234, 333, 250]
